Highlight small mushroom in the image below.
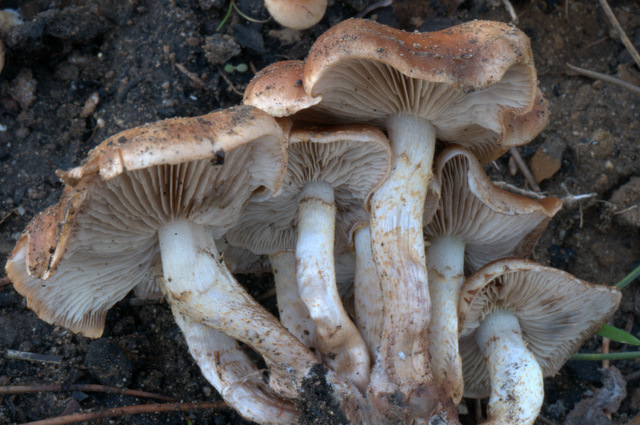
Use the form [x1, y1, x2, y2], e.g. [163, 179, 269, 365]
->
[264, 0, 327, 30]
[458, 259, 621, 425]
[227, 123, 391, 391]
[423, 146, 562, 405]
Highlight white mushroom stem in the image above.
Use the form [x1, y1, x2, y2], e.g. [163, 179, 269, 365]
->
[270, 251, 319, 354]
[296, 182, 371, 392]
[353, 224, 383, 358]
[369, 114, 436, 405]
[426, 235, 465, 403]
[172, 309, 299, 425]
[158, 218, 319, 399]
[475, 310, 544, 425]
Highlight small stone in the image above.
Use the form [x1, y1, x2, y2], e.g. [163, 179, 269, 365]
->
[8, 68, 37, 110]
[203, 34, 240, 66]
[267, 28, 301, 46]
[617, 64, 640, 86]
[529, 137, 564, 183]
[80, 92, 100, 118]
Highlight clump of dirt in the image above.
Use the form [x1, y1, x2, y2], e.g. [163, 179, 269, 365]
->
[1, 0, 639, 424]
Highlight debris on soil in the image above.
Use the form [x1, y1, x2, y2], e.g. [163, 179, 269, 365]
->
[565, 366, 627, 425]
[609, 176, 640, 228]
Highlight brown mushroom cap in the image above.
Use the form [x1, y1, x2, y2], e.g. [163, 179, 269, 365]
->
[5, 105, 287, 338]
[458, 258, 622, 398]
[303, 18, 546, 161]
[244, 60, 321, 118]
[425, 145, 562, 273]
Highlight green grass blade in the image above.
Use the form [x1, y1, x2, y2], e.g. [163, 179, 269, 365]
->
[216, 2, 234, 31]
[571, 351, 640, 361]
[597, 323, 640, 345]
[615, 263, 640, 289]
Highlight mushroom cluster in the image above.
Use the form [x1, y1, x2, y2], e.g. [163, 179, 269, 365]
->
[5, 19, 621, 425]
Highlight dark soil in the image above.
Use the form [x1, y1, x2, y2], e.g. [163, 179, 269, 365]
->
[0, 0, 639, 424]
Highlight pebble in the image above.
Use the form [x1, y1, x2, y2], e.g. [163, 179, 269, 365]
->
[8, 68, 36, 110]
[530, 136, 564, 183]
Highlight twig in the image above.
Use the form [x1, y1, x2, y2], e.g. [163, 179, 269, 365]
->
[602, 336, 611, 369]
[0, 276, 11, 289]
[502, 0, 517, 22]
[5, 350, 62, 364]
[493, 181, 546, 199]
[566, 64, 640, 96]
[508, 147, 541, 192]
[354, 0, 393, 19]
[0, 384, 175, 401]
[117, 75, 146, 103]
[613, 205, 638, 216]
[597, 0, 640, 69]
[21, 401, 228, 425]
[218, 68, 244, 96]
[537, 416, 558, 425]
[175, 63, 207, 89]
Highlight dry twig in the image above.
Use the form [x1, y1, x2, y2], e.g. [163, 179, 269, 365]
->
[0, 276, 11, 289]
[567, 64, 640, 96]
[508, 147, 541, 192]
[597, 0, 640, 68]
[0, 384, 174, 401]
[21, 401, 227, 425]
[175, 63, 207, 89]
[5, 350, 62, 364]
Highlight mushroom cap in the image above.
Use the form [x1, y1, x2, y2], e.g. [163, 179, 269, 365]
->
[424, 145, 562, 273]
[458, 258, 621, 398]
[244, 60, 321, 118]
[5, 105, 287, 338]
[303, 19, 547, 162]
[264, 0, 327, 30]
[226, 123, 391, 255]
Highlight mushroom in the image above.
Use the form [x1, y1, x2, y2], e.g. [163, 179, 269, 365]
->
[458, 258, 621, 425]
[264, 0, 327, 30]
[423, 146, 562, 405]
[226, 123, 391, 391]
[300, 18, 549, 417]
[5, 106, 331, 421]
[244, 60, 320, 118]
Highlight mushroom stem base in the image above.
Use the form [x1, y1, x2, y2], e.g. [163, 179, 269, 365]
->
[297, 182, 370, 392]
[158, 218, 318, 399]
[476, 310, 543, 425]
[368, 113, 437, 420]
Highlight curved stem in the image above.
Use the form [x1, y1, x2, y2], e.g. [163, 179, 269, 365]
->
[296, 182, 371, 392]
[426, 236, 465, 403]
[270, 251, 319, 355]
[158, 218, 319, 399]
[353, 224, 383, 358]
[368, 114, 437, 418]
[172, 309, 298, 424]
[475, 311, 544, 425]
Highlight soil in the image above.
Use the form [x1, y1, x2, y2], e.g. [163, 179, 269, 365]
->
[0, 0, 639, 424]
